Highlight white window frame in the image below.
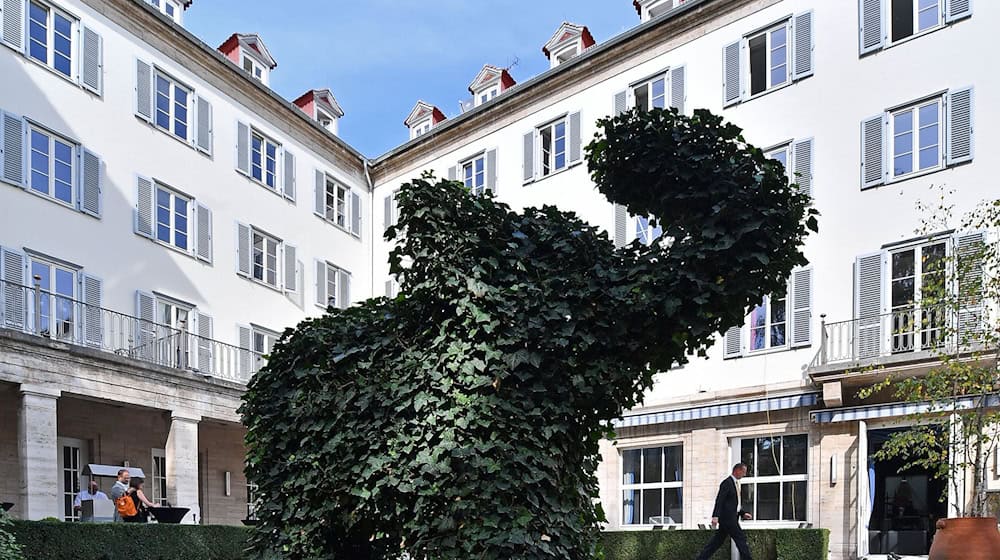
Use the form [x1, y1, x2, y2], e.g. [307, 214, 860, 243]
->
[246, 482, 258, 520]
[26, 0, 77, 78]
[316, 108, 335, 131]
[323, 176, 352, 231]
[631, 73, 668, 111]
[889, 96, 944, 182]
[747, 294, 789, 353]
[411, 119, 431, 139]
[250, 229, 281, 289]
[250, 129, 280, 190]
[461, 153, 487, 196]
[319, 261, 347, 309]
[240, 53, 267, 84]
[732, 434, 809, 524]
[744, 19, 791, 99]
[620, 444, 684, 527]
[888, 0, 943, 46]
[538, 116, 569, 177]
[554, 44, 579, 65]
[766, 143, 791, 181]
[474, 86, 500, 107]
[150, 449, 167, 506]
[27, 123, 76, 207]
[153, 70, 193, 142]
[887, 237, 950, 354]
[153, 184, 192, 252]
[28, 255, 77, 341]
[635, 216, 662, 246]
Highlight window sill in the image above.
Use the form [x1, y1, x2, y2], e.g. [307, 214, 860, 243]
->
[740, 79, 796, 105]
[239, 171, 289, 201]
[523, 160, 584, 186]
[7, 44, 98, 97]
[135, 115, 210, 157]
[864, 162, 965, 191]
[21, 185, 80, 214]
[137, 232, 202, 262]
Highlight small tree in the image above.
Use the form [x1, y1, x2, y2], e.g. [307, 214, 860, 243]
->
[0, 509, 24, 560]
[859, 191, 1000, 518]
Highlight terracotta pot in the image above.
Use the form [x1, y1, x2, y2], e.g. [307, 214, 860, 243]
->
[928, 517, 1000, 560]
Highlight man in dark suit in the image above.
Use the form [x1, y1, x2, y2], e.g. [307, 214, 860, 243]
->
[695, 463, 753, 560]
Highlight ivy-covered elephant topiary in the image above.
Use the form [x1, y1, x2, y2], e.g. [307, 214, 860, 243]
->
[240, 108, 816, 559]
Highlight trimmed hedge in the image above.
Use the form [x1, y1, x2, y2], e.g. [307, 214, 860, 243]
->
[10, 521, 829, 560]
[600, 529, 830, 560]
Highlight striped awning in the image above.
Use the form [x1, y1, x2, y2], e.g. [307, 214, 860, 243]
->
[613, 392, 820, 428]
[811, 394, 1000, 424]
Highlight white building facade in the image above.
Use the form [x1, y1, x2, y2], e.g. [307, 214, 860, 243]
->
[2, 0, 998, 558]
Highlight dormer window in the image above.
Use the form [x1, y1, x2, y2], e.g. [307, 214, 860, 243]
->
[293, 88, 344, 136]
[146, 0, 184, 24]
[468, 65, 516, 108]
[218, 33, 277, 87]
[242, 55, 265, 83]
[634, 0, 686, 22]
[404, 101, 445, 140]
[542, 23, 595, 69]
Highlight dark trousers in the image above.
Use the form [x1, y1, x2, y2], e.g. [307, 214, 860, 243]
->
[695, 523, 752, 560]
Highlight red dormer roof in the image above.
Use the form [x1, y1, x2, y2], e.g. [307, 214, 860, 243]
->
[218, 33, 277, 69]
[542, 22, 596, 59]
[404, 101, 446, 128]
[467, 65, 516, 95]
[293, 88, 345, 119]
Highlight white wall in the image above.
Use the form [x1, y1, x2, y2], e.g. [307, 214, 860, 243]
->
[0, 0, 371, 349]
[373, 0, 995, 406]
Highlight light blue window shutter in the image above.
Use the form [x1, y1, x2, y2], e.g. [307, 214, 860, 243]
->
[79, 273, 103, 347]
[955, 232, 985, 343]
[613, 91, 627, 116]
[338, 269, 350, 310]
[522, 132, 534, 182]
[945, 0, 972, 23]
[859, 0, 884, 55]
[195, 96, 213, 154]
[195, 202, 212, 263]
[946, 86, 973, 166]
[568, 112, 582, 164]
[860, 114, 886, 189]
[1, 0, 24, 52]
[314, 170, 325, 217]
[1, 111, 26, 187]
[790, 268, 813, 347]
[613, 204, 628, 248]
[486, 148, 497, 194]
[670, 66, 686, 114]
[282, 149, 295, 201]
[134, 175, 155, 237]
[723, 326, 743, 359]
[80, 25, 103, 95]
[384, 195, 393, 231]
[855, 251, 885, 359]
[135, 290, 156, 361]
[315, 260, 327, 308]
[236, 222, 251, 277]
[283, 243, 297, 293]
[195, 311, 213, 374]
[135, 59, 153, 122]
[722, 40, 743, 107]
[447, 165, 457, 181]
[236, 121, 250, 175]
[350, 192, 361, 237]
[1, 247, 27, 329]
[791, 138, 813, 198]
[79, 148, 102, 218]
[385, 280, 395, 298]
[237, 324, 252, 375]
[791, 11, 814, 80]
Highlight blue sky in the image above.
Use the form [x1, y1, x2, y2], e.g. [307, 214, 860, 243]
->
[185, 1, 639, 158]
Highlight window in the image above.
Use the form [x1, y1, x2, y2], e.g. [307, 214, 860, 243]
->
[250, 130, 279, 189]
[323, 176, 351, 229]
[61, 442, 82, 521]
[891, 0, 941, 42]
[749, 295, 787, 351]
[889, 240, 947, 353]
[251, 231, 279, 288]
[747, 22, 789, 96]
[462, 155, 486, 195]
[252, 328, 276, 355]
[154, 72, 191, 141]
[891, 98, 942, 179]
[246, 483, 258, 521]
[633, 75, 667, 111]
[155, 186, 189, 251]
[28, 1, 74, 78]
[555, 46, 578, 65]
[635, 216, 662, 246]
[242, 55, 265, 82]
[860, 0, 970, 55]
[621, 446, 683, 525]
[316, 261, 351, 310]
[147, 0, 182, 23]
[539, 117, 568, 177]
[30, 258, 76, 341]
[28, 126, 75, 205]
[735, 435, 808, 522]
[151, 450, 167, 506]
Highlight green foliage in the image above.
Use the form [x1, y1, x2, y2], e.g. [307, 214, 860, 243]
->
[10, 521, 256, 560]
[599, 529, 829, 560]
[241, 107, 815, 559]
[0, 511, 23, 560]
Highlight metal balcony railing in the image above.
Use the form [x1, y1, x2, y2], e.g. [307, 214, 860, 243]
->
[810, 304, 986, 371]
[0, 279, 264, 383]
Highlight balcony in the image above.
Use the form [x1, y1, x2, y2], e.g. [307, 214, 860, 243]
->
[0, 279, 263, 384]
[809, 305, 991, 381]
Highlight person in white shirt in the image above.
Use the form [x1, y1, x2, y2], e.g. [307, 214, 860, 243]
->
[73, 480, 108, 522]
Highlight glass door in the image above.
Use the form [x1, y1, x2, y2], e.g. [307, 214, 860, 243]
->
[157, 300, 191, 368]
[889, 242, 947, 354]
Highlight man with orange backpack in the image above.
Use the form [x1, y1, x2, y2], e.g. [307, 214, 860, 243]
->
[110, 469, 131, 522]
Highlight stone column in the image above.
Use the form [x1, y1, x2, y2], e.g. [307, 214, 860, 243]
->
[18, 384, 61, 520]
[690, 427, 724, 526]
[166, 412, 201, 524]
